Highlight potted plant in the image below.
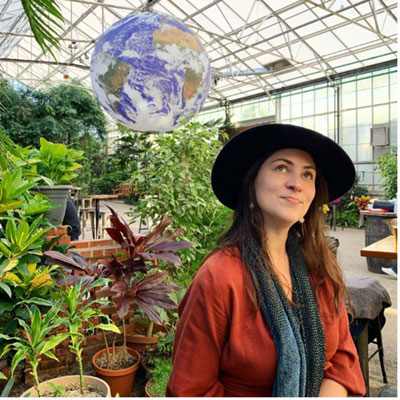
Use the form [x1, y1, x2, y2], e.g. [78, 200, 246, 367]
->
[31, 137, 84, 225]
[0, 302, 72, 397]
[55, 277, 121, 397]
[44, 207, 191, 396]
[102, 207, 191, 352]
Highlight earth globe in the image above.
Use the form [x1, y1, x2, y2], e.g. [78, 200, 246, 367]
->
[90, 12, 211, 132]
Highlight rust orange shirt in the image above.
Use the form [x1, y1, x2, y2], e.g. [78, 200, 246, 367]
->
[167, 248, 366, 397]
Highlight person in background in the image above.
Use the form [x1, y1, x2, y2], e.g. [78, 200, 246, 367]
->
[167, 124, 366, 397]
[62, 198, 81, 241]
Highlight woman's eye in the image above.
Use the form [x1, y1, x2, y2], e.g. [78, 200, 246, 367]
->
[275, 165, 287, 172]
[304, 171, 314, 180]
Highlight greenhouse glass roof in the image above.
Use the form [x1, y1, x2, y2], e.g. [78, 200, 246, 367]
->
[0, 0, 397, 108]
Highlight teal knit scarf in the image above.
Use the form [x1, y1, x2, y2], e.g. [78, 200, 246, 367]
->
[246, 231, 325, 397]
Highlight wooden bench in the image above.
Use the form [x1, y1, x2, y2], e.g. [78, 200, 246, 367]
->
[112, 183, 135, 198]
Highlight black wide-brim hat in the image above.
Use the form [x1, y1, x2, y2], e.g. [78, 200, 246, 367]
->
[211, 123, 356, 210]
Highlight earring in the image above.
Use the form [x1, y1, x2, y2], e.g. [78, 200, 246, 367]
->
[299, 217, 305, 223]
[249, 202, 255, 209]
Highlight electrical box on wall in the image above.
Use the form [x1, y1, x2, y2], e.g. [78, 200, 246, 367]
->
[371, 124, 390, 146]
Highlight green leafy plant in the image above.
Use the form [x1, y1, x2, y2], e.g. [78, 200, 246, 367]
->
[376, 147, 397, 199]
[31, 138, 84, 185]
[21, 0, 64, 58]
[129, 121, 232, 286]
[146, 357, 173, 397]
[0, 216, 49, 281]
[47, 382, 66, 397]
[0, 303, 69, 397]
[57, 278, 120, 395]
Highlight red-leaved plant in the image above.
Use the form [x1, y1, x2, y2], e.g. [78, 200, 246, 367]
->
[44, 207, 192, 369]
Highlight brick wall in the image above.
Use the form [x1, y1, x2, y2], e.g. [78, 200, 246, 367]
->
[0, 226, 137, 388]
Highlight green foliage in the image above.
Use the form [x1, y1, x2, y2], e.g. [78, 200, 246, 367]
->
[376, 147, 397, 199]
[0, 376, 14, 397]
[47, 383, 66, 397]
[0, 80, 107, 148]
[57, 278, 120, 394]
[147, 357, 173, 397]
[340, 201, 361, 228]
[31, 138, 84, 185]
[21, 0, 64, 58]
[0, 303, 68, 396]
[129, 121, 232, 286]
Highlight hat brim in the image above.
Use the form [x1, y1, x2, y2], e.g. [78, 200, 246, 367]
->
[211, 124, 356, 210]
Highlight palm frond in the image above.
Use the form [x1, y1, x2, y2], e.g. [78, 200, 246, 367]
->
[21, 0, 64, 59]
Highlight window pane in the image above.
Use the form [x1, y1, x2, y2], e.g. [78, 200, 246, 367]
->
[373, 74, 388, 88]
[303, 100, 314, 116]
[315, 98, 328, 114]
[358, 76, 372, 90]
[303, 90, 314, 102]
[358, 107, 372, 126]
[281, 95, 290, 106]
[342, 127, 356, 145]
[315, 115, 328, 134]
[343, 81, 356, 93]
[343, 110, 356, 127]
[328, 94, 335, 112]
[357, 164, 373, 185]
[303, 116, 314, 130]
[358, 89, 372, 107]
[315, 88, 327, 99]
[373, 86, 389, 104]
[373, 105, 389, 124]
[390, 121, 397, 146]
[342, 145, 357, 161]
[291, 118, 303, 127]
[342, 92, 356, 109]
[358, 144, 372, 162]
[390, 83, 397, 103]
[292, 102, 302, 118]
[291, 93, 302, 104]
[281, 105, 291, 120]
[358, 125, 371, 144]
[328, 113, 335, 131]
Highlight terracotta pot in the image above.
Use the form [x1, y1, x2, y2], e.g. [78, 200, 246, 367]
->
[20, 375, 110, 397]
[126, 332, 159, 352]
[92, 346, 140, 397]
[144, 378, 154, 397]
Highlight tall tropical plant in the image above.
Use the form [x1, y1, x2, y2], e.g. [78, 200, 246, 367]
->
[21, 0, 64, 58]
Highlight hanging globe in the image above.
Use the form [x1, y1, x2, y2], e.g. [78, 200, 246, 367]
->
[90, 12, 211, 132]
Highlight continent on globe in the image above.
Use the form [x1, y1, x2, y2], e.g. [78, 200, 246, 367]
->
[90, 11, 211, 132]
[153, 25, 202, 53]
[98, 56, 131, 112]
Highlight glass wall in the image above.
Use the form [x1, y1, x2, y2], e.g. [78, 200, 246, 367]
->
[196, 65, 397, 194]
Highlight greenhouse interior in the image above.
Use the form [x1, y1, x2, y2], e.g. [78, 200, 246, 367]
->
[0, 0, 397, 397]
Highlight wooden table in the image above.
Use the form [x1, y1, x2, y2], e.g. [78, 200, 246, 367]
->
[360, 235, 397, 259]
[88, 194, 119, 239]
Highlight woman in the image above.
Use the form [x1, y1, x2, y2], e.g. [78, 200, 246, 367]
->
[166, 124, 366, 397]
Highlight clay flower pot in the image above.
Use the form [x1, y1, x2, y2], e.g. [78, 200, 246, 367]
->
[20, 375, 110, 397]
[92, 346, 141, 397]
[145, 378, 154, 397]
[126, 332, 159, 352]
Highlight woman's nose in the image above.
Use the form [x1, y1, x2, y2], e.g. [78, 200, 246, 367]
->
[286, 174, 302, 192]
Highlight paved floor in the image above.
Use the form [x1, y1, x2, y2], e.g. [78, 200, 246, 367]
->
[79, 201, 397, 396]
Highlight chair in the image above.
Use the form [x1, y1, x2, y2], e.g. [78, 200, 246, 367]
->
[345, 277, 392, 396]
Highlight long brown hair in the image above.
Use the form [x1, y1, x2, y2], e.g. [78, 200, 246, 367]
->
[211, 152, 350, 316]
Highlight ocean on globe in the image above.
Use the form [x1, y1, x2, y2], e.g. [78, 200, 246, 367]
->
[90, 12, 211, 132]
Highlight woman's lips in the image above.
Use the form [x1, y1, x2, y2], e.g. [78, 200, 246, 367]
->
[281, 196, 302, 204]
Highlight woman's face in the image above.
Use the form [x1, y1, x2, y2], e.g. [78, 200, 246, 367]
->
[254, 148, 316, 230]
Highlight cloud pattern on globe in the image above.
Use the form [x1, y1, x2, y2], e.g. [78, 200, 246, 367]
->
[90, 12, 211, 132]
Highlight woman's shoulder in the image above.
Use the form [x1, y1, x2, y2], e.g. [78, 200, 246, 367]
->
[192, 247, 247, 289]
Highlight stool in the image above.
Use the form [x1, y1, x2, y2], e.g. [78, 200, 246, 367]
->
[327, 199, 343, 231]
[79, 208, 106, 239]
